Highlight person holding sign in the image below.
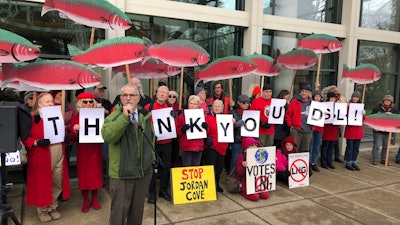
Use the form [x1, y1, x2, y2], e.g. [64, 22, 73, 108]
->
[176, 95, 207, 166]
[22, 92, 70, 223]
[371, 95, 398, 165]
[309, 90, 323, 172]
[101, 84, 155, 225]
[236, 137, 269, 201]
[320, 92, 340, 169]
[70, 92, 103, 213]
[276, 136, 298, 185]
[250, 84, 275, 146]
[205, 100, 229, 193]
[343, 91, 364, 171]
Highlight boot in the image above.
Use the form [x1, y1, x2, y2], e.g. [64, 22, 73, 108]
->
[216, 177, 224, 193]
[81, 190, 90, 213]
[91, 189, 101, 210]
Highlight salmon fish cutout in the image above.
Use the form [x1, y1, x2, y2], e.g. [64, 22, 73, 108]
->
[0, 28, 40, 63]
[341, 64, 381, 84]
[297, 33, 342, 54]
[194, 56, 257, 86]
[111, 59, 180, 79]
[41, 0, 131, 30]
[0, 60, 101, 90]
[364, 113, 400, 133]
[276, 49, 318, 70]
[68, 36, 144, 68]
[247, 53, 280, 77]
[143, 37, 210, 67]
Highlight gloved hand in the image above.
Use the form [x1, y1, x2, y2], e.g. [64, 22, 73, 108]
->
[34, 114, 41, 124]
[181, 124, 191, 133]
[201, 122, 208, 129]
[37, 139, 50, 147]
[206, 136, 213, 147]
[170, 110, 177, 118]
[235, 119, 245, 127]
[260, 121, 271, 128]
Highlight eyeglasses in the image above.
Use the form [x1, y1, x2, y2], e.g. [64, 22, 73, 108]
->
[121, 94, 139, 98]
[82, 100, 94, 104]
[168, 95, 177, 99]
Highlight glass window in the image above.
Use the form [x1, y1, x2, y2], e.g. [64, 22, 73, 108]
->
[264, 0, 342, 24]
[126, 14, 243, 103]
[360, 0, 399, 31]
[169, 0, 244, 10]
[0, 1, 105, 58]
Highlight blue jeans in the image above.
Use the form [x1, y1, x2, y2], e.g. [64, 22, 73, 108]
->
[230, 143, 242, 172]
[309, 131, 322, 165]
[372, 132, 389, 161]
[321, 140, 334, 167]
[344, 139, 361, 163]
[396, 149, 400, 162]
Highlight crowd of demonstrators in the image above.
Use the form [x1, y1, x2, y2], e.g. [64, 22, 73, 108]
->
[176, 95, 206, 166]
[309, 90, 323, 172]
[236, 137, 269, 201]
[145, 85, 174, 204]
[204, 100, 230, 193]
[70, 92, 103, 213]
[101, 84, 154, 225]
[371, 94, 398, 165]
[344, 91, 364, 171]
[228, 94, 250, 173]
[276, 136, 298, 185]
[250, 84, 275, 147]
[22, 92, 70, 223]
[273, 89, 290, 149]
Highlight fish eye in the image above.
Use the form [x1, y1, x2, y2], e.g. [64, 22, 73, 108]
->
[28, 48, 32, 51]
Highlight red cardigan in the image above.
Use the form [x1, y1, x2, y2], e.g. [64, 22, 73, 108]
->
[175, 113, 205, 151]
[22, 115, 70, 207]
[205, 114, 229, 156]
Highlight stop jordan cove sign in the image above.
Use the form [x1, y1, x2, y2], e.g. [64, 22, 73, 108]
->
[288, 153, 309, 188]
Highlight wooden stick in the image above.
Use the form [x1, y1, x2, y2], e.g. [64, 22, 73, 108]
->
[61, 90, 66, 119]
[229, 79, 233, 110]
[89, 27, 95, 47]
[290, 70, 297, 96]
[385, 132, 392, 167]
[261, 75, 265, 90]
[179, 67, 184, 110]
[362, 84, 366, 104]
[125, 65, 131, 84]
[149, 79, 153, 98]
[315, 54, 322, 91]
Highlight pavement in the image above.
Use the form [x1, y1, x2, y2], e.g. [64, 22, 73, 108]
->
[5, 148, 400, 225]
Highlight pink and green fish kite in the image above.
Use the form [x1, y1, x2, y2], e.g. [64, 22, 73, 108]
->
[341, 64, 381, 84]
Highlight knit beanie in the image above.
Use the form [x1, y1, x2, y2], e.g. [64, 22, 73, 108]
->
[351, 90, 361, 99]
[383, 94, 394, 102]
[252, 86, 261, 96]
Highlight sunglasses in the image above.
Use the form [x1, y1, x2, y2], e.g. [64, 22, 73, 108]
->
[168, 95, 177, 99]
[82, 100, 94, 104]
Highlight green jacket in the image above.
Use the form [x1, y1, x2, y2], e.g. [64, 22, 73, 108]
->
[101, 104, 155, 179]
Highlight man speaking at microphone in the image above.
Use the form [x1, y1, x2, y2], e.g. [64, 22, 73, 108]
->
[102, 84, 155, 225]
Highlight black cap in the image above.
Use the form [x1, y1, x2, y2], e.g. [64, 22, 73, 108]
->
[237, 95, 250, 102]
[262, 84, 273, 91]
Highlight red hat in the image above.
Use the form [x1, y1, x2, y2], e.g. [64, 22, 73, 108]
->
[252, 86, 261, 96]
[77, 92, 95, 100]
[280, 136, 297, 148]
[243, 137, 261, 150]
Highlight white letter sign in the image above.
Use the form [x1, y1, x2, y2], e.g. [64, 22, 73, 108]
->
[307, 101, 327, 127]
[151, 107, 177, 141]
[241, 110, 260, 137]
[268, 98, 286, 124]
[348, 103, 364, 126]
[79, 108, 105, 143]
[42, 105, 65, 144]
[184, 109, 207, 140]
[216, 114, 233, 143]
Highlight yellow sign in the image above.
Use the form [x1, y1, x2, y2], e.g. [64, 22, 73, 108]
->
[171, 165, 217, 204]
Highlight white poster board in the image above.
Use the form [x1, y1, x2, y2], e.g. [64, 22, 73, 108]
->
[307, 101, 327, 127]
[216, 114, 234, 143]
[245, 146, 276, 194]
[241, 110, 260, 137]
[79, 108, 105, 143]
[288, 152, 310, 189]
[348, 103, 364, 126]
[42, 105, 65, 144]
[184, 109, 207, 140]
[268, 98, 286, 124]
[333, 103, 348, 125]
[151, 107, 177, 141]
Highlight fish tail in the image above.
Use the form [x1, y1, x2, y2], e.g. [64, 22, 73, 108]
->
[67, 44, 82, 57]
[342, 64, 349, 78]
[41, 0, 55, 16]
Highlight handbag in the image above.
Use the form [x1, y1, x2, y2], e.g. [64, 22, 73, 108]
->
[225, 166, 240, 193]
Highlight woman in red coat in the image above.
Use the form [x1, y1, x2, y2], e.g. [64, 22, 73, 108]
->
[205, 99, 229, 192]
[70, 92, 103, 213]
[22, 92, 70, 223]
[176, 95, 206, 166]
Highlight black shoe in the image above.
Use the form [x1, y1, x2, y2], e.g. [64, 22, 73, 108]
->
[216, 185, 224, 193]
[396, 160, 400, 164]
[335, 158, 344, 163]
[148, 193, 155, 204]
[328, 164, 335, 169]
[352, 164, 360, 171]
[381, 160, 392, 166]
[321, 164, 329, 169]
[311, 164, 320, 172]
[159, 191, 172, 201]
[346, 164, 355, 171]
[372, 160, 378, 165]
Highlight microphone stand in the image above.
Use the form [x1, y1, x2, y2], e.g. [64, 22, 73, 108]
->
[136, 122, 163, 225]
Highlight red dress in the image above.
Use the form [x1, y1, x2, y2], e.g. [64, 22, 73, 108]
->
[70, 114, 102, 190]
